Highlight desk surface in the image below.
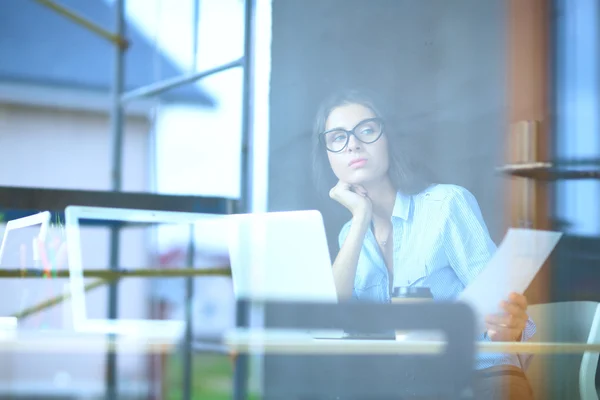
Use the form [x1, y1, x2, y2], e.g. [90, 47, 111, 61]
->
[0, 330, 178, 354]
[224, 330, 600, 355]
[2, 329, 599, 355]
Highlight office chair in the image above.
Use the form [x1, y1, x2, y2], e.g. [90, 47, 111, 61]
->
[526, 301, 600, 400]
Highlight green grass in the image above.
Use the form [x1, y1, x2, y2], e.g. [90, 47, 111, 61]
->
[164, 354, 232, 400]
[164, 353, 260, 400]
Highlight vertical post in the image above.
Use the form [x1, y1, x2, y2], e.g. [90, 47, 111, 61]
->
[233, 300, 250, 400]
[507, 0, 551, 232]
[183, 225, 196, 400]
[234, 3, 255, 397]
[507, 0, 552, 300]
[183, 3, 200, 400]
[107, 0, 126, 399]
[514, 120, 539, 229]
[238, 0, 255, 215]
[110, 2, 126, 192]
[507, 1, 551, 398]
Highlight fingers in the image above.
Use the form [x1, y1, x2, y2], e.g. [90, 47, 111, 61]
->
[481, 295, 529, 343]
[352, 184, 368, 197]
[337, 180, 352, 190]
[329, 181, 368, 199]
[500, 300, 528, 320]
[328, 181, 372, 218]
[486, 325, 522, 342]
[329, 181, 347, 199]
[508, 292, 528, 310]
[485, 314, 520, 329]
[334, 180, 351, 191]
[485, 301, 528, 328]
[329, 187, 336, 199]
[485, 297, 528, 342]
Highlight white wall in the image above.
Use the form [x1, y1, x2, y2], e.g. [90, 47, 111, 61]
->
[268, 0, 507, 256]
[0, 103, 149, 191]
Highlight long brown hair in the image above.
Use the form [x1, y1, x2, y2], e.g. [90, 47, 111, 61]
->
[312, 89, 434, 196]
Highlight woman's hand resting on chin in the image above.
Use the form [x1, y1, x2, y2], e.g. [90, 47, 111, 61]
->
[329, 180, 372, 221]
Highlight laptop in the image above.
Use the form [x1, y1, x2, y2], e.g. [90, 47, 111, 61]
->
[227, 210, 338, 303]
[0, 211, 52, 332]
[227, 210, 343, 338]
[65, 205, 224, 339]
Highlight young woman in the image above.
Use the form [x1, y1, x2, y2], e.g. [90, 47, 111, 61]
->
[312, 90, 536, 399]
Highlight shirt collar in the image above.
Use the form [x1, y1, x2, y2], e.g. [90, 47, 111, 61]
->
[392, 191, 411, 220]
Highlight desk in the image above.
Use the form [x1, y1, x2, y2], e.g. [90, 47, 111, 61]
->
[0, 331, 178, 354]
[225, 330, 600, 399]
[0, 331, 181, 399]
[225, 330, 600, 355]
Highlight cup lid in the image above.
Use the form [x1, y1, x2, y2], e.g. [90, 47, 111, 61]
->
[392, 286, 433, 299]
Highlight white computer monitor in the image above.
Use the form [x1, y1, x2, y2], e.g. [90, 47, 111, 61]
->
[65, 205, 225, 339]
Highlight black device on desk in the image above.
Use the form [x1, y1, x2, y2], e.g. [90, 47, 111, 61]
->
[341, 330, 396, 340]
[337, 286, 434, 340]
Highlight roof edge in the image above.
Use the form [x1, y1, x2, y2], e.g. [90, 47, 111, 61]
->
[0, 80, 155, 117]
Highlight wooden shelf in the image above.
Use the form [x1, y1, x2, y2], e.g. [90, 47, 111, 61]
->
[497, 163, 600, 181]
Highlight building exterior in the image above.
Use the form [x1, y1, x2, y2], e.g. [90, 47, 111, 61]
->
[0, 1, 214, 398]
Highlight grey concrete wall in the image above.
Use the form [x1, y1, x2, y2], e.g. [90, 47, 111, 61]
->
[268, 0, 508, 257]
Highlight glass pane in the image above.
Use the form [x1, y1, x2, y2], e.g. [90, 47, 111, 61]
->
[155, 67, 243, 198]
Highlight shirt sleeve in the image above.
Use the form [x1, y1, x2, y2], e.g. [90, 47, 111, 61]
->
[442, 186, 497, 286]
[442, 187, 536, 362]
[517, 322, 537, 370]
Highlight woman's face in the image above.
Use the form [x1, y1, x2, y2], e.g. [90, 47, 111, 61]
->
[324, 103, 390, 185]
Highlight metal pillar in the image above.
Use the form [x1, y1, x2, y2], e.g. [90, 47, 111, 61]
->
[183, 225, 196, 400]
[183, 2, 200, 399]
[233, 2, 256, 399]
[120, 59, 242, 103]
[238, 0, 256, 215]
[107, 0, 126, 399]
[233, 300, 250, 400]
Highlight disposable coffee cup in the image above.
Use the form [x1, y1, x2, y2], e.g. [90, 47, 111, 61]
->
[391, 286, 434, 340]
[391, 286, 433, 303]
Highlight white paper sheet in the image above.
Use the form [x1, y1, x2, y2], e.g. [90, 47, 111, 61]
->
[458, 228, 563, 334]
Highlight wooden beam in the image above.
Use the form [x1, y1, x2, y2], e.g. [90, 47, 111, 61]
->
[507, 1, 553, 397]
[507, 0, 552, 302]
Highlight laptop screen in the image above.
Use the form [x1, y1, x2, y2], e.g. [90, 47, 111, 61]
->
[0, 219, 66, 330]
[0, 224, 45, 270]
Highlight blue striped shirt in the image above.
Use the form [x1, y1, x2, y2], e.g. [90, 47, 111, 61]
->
[338, 183, 536, 370]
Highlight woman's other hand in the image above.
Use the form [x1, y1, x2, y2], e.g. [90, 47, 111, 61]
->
[485, 292, 529, 342]
[329, 180, 372, 220]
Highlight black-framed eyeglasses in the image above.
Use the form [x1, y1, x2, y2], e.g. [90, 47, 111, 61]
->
[319, 117, 384, 153]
